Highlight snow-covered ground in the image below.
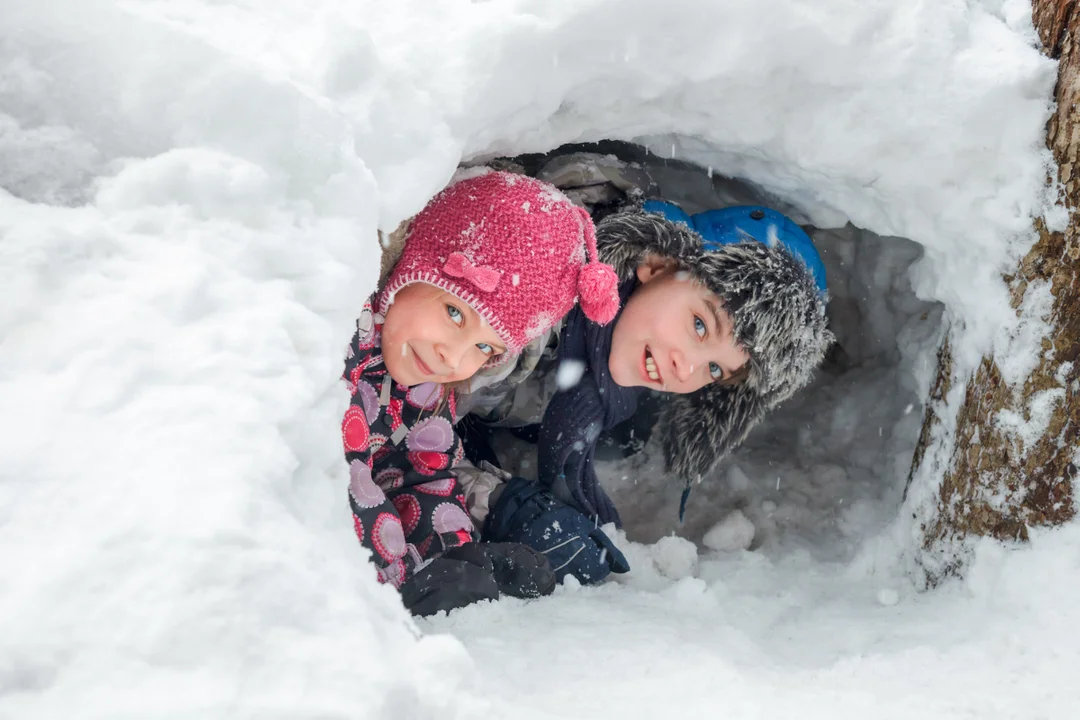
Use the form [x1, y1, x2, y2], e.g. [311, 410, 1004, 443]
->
[2, 0, 1077, 718]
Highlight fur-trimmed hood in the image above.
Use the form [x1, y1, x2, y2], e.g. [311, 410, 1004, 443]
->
[596, 207, 834, 485]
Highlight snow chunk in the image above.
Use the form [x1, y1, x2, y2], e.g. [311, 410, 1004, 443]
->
[995, 387, 1066, 457]
[447, 165, 492, 188]
[651, 535, 698, 580]
[703, 510, 756, 552]
[555, 359, 586, 390]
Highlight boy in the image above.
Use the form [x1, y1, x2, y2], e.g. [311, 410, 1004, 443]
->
[455, 153, 833, 584]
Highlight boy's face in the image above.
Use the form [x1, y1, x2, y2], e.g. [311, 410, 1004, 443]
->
[382, 283, 507, 387]
[608, 258, 750, 393]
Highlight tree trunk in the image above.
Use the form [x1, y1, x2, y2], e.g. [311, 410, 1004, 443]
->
[909, 0, 1080, 582]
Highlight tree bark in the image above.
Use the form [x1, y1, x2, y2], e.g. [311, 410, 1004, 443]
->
[909, 0, 1080, 582]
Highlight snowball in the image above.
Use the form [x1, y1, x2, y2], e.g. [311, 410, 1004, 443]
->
[555, 359, 586, 389]
[651, 535, 698, 579]
[703, 510, 756, 552]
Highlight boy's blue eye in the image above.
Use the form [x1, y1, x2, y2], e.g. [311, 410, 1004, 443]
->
[477, 342, 494, 356]
[694, 316, 707, 338]
[709, 362, 723, 380]
[446, 305, 463, 326]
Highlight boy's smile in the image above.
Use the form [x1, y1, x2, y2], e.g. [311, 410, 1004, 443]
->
[643, 346, 664, 384]
[609, 258, 750, 393]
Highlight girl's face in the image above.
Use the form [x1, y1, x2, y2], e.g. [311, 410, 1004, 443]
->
[381, 283, 507, 387]
[608, 258, 750, 393]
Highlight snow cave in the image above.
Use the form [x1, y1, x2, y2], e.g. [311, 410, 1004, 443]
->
[3, 2, 1076, 718]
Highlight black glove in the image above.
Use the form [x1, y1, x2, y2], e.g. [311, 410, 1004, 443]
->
[480, 542, 556, 599]
[399, 544, 499, 617]
[484, 476, 630, 585]
[399, 542, 555, 617]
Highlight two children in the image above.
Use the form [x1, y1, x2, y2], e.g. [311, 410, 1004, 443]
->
[346, 154, 834, 614]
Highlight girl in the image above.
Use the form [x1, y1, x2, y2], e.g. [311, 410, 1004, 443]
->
[342, 170, 619, 616]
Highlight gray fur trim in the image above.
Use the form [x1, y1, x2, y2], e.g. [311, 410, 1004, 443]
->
[597, 207, 704, 282]
[596, 208, 835, 482]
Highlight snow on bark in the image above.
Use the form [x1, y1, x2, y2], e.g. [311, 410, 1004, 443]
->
[910, 0, 1080, 584]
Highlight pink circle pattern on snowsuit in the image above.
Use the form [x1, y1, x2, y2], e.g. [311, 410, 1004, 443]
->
[406, 416, 454, 453]
[406, 382, 442, 410]
[372, 512, 406, 563]
[342, 406, 370, 453]
[374, 466, 405, 490]
[407, 451, 449, 476]
[415, 478, 456, 496]
[431, 502, 473, 536]
[391, 494, 422, 536]
[349, 460, 384, 509]
[354, 380, 380, 425]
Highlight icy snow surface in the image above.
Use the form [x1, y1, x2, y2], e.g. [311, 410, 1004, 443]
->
[2, 0, 1077, 718]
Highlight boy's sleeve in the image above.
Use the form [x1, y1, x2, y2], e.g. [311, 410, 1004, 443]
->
[537, 373, 623, 528]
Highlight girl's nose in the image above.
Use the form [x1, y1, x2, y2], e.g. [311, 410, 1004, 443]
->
[435, 342, 464, 372]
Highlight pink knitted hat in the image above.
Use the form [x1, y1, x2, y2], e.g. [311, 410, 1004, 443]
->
[379, 170, 620, 355]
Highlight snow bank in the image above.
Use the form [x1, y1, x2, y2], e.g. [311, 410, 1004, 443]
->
[0, 139, 491, 718]
[1, 0, 1073, 717]
[433, 523, 1080, 720]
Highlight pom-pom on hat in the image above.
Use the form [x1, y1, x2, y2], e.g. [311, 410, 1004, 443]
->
[380, 170, 619, 356]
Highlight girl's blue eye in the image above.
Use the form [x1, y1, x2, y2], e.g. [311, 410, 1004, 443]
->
[694, 316, 707, 338]
[476, 343, 495, 356]
[447, 305, 463, 326]
[709, 362, 723, 380]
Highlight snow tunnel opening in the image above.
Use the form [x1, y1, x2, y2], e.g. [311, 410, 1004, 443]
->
[476, 140, 946, 561]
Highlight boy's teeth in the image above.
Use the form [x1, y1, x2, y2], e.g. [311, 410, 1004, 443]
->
[645, 348, 659, 381]
[639, 349, 656, 379]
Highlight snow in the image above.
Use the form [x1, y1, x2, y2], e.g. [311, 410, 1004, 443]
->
[555, 358, 586, 390]
[704, 510, 757, 552]
[432, 525, 1080, 720]
[2, 0, 1077, 718]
